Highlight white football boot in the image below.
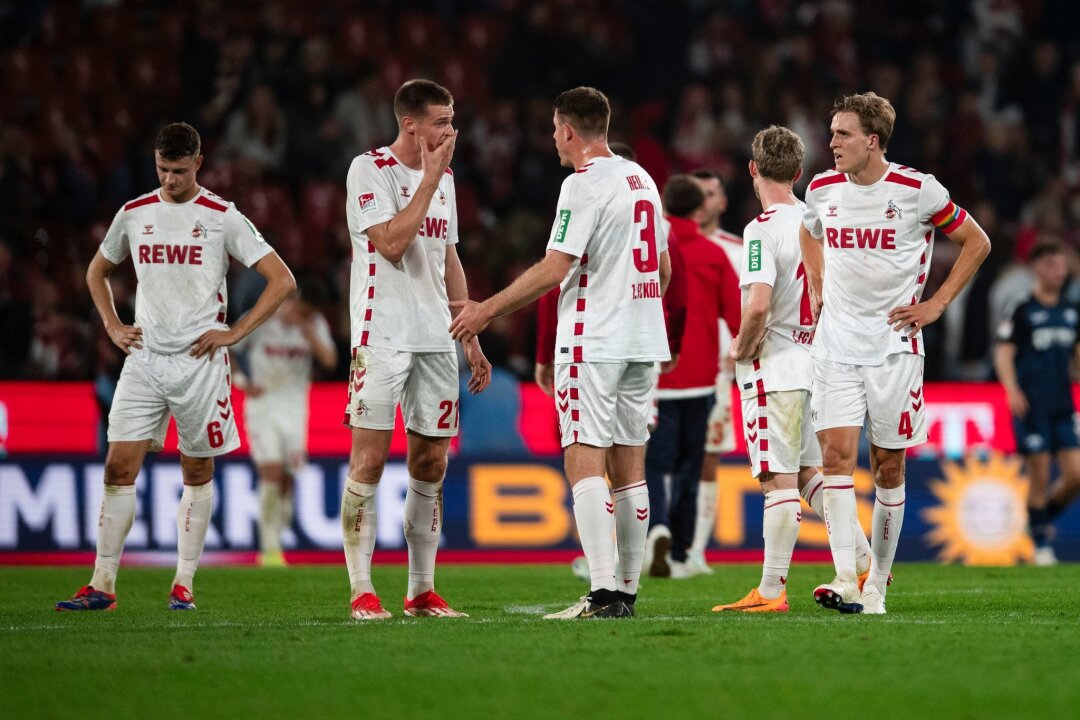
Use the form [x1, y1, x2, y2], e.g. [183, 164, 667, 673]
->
[813, 576, 863, 614]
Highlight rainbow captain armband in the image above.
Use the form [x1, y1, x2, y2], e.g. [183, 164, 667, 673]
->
[930, 200, 968, 235]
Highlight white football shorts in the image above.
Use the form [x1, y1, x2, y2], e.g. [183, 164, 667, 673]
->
[344, 346, 459, 437]
[555, 361, 657, 448]
[108, 345, 239, 457]
[245, 391, 308, 472]
[741, 388, 822, 477]
[811, 353, 927, 449]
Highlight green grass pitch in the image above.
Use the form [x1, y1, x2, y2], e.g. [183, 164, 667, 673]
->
[2, 563, 1077, 719]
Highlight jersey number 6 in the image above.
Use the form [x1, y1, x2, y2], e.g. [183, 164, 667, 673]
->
[632, 200, 658, 273]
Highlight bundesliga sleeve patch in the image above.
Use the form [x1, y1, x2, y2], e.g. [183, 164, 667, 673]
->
[358, 193, 378, 216]
[747, 238, 761, 272]
[552, 209, 571, 243]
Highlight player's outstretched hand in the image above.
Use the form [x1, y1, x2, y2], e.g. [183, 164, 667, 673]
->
[448, 299, 491, 343]
[420, 131, 457, 185]
[190, 328, 240, 360]
[888, 299, 945, 338]
[107, 323, 144, 355]
[534, 362, 555, 397]
[464, 337, 492, 394]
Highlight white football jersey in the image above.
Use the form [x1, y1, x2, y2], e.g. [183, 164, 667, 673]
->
[736, 202, 815, 395]
[239, 313, 333, 395]
[546, 155, 671, 364]
[709, 228, 743, 379]
[100, 187, 271, 355]
[346, 146, 458, 352]
[802, 162, 967, 365]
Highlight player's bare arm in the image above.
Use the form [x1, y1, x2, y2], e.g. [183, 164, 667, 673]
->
[450, 249, 575, 343]
[366, 132, 457, 264]
[887, 216, 991, 337]
[87, 248, 143, 354]
[798, 224, 824, 322]
[994, 341, 1029, 418]
[729, 283, 772, 361]
[444, 243, 492, 394]
[191, 252, 296, 358]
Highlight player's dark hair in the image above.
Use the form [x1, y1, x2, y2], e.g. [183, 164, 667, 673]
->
[1030, 241, 1065, 263]
[394, 79, 453, 123]
[752, 125, 805, 182]
[832, 92, 896, 152]
[609, 141, 635, 161]
[155, 122, 201, 160]
[662, 175, 705, 219]
[554, 87, 610, 139]
[690, 167, 724, 188]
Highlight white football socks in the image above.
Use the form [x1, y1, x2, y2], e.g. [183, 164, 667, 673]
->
[760, 488, 801, 598]
[572, 476, 617, 593]
[869, 484, 905, 592]
[801, 472, 872, 574]
[404, 477, 443, 600]
[174, 482, 214, 590]
[341, 479, 378, 598]
[821, 475, 858, 582]
[258, 481, 282, 555]
[613, 481, 649, 595]
[89, 484, 136, 594]
[689, 480, 718, 558]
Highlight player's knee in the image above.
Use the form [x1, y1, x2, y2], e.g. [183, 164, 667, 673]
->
[348, 454, 385, 485]
[820, 445, 854, 475]
[180, 456, 214, 485]
[408, 453, 447, 483]
[103, 457, 139, 485]
[873, 454, 905, 488]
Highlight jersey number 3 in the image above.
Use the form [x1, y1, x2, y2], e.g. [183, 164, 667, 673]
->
[632, 200, 658, 273]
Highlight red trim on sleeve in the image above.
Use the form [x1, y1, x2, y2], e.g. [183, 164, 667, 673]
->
[194, 196, 228, 213]
[808, 173, 846, 192]
[884, 172, 922, 189]
[124, 194, 160, 211]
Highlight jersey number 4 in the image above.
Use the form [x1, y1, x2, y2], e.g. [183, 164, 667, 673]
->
[632, 200, 658, 273]
[898, 411, 914, 440]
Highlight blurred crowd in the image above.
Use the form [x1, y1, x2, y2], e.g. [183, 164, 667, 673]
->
[3, 0, 1080, 384]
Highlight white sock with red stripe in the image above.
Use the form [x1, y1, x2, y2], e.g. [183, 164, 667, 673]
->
[760, 488, 801, 598]
[801, 472, 872, 574]
[868, 484, 905, 592]
[821, 475, 858, 582]
[572, 476, 617, 593]
[341, 479, 378, 598]
[90, 484, 136, 594]
[613, 481, 649, 595]
[689, 480, 717, 557]
[404, 477, 443, 601]
[174, 482, 214, 591]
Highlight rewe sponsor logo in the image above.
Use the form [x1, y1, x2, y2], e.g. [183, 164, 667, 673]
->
[418, 216, 449, 240]
[138, 244, 204, 265]
[825, 227, 897, 250]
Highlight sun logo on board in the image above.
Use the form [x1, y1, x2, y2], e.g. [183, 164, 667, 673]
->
[922, 453, 1033, 566]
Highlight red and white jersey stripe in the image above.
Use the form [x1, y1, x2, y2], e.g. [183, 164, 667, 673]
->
[346, 146, 458, 352]
[735, 202, 814, 396]
[802, 162, 967, 366]
[546, 155, 670, 364]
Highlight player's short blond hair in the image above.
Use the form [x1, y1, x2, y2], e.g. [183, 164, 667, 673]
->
[832, 92, 896, 151]
[751, 126, 804, 183]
